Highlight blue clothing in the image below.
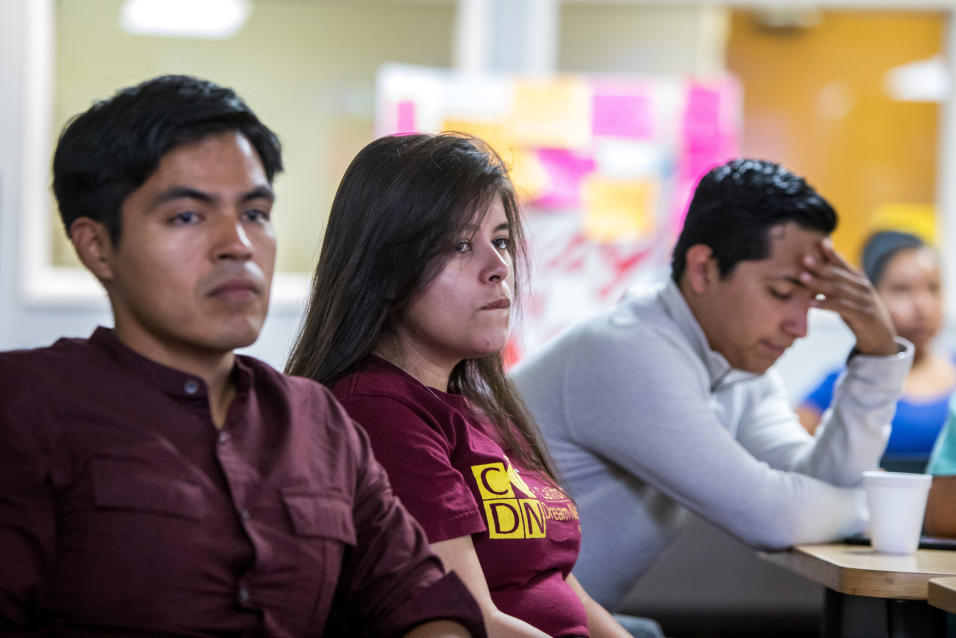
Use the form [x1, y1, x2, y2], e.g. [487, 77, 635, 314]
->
[803, 366, 951, 459]
[928, 394, 956, 476]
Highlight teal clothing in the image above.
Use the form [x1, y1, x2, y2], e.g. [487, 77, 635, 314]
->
[928, 394, 956, 476]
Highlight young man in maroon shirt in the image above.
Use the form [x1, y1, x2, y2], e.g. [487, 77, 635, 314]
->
[0, 75, 483, 638]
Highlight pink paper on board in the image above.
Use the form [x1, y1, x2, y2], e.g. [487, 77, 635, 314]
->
[675, 80, 741, 229]
[395, 100, 417, 134]
[531, 148, 596, 209]
[592, 93, 653, 139]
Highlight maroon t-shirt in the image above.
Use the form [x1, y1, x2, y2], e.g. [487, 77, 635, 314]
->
[334, 356, 589, 638]
[0, 328, 484, 637]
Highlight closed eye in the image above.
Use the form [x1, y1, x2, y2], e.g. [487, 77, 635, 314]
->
[769, 288, 792, 300]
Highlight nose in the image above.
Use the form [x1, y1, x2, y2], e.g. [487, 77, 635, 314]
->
[913, 290, 936, 320]
[482, 243, 511, 284]
[782, 299, 810, 339]
[214, 215, 254, 262]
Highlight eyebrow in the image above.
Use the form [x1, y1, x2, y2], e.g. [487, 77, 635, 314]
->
[149, 185, 275, 209]
[774, 275, 807, 288]
[460, 221, 511, 235]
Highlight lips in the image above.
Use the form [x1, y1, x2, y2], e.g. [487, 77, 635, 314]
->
[207, 277, 260, 299]
[760, 340, 789, 357]
[480, 298, 511, 310]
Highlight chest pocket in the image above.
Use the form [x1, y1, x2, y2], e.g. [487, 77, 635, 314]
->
[279, 489, 357, 632]
[91, 456, 201, 521]
[282, 490, 356, 544]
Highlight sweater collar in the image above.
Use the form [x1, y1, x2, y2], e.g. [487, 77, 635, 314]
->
[657, 280, 758, 391]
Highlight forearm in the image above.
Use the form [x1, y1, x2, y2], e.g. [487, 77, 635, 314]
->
[404, 620, 475, 638]
[483, 611, 550, 638]
[566, 574, 632, 638]
[795, 344, 911, 484]
[925, 476, 956, 537]
[429, 537, 548, 638]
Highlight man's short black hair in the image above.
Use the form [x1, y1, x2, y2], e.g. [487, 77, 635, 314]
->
[52, 74, 283, 244]
[671, 158, 837, 282]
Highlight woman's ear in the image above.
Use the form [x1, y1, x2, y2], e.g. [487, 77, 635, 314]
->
[682, 244, 718, 296]
[69, 217, 116, 284]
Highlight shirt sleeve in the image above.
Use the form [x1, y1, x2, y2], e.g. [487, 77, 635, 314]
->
[928, 395, 956, 476]
[742, 340, 912, 486]
[338, 394, 485, 542]
[328, 412, 485, 637]
[0, 359, 55, 630]
[559, 322, 868, 550]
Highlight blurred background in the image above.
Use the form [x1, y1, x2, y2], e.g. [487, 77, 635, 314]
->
[0, 1, 953, 634]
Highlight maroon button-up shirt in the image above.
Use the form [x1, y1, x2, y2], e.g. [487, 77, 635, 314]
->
[0, 328, 483, 637]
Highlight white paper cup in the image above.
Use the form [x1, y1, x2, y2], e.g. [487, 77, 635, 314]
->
[862, 470, 932, 554]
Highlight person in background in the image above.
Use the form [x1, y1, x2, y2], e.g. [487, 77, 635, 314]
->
[511, 159, 912, 610]
[925, 395, 956, 536]
[0, 75, 484, 637]
[925, 396, 956, 537]
[287, 133, 650, 638]
[797, 230, 955, 471]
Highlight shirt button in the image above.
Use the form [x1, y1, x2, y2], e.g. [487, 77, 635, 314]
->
[184, 379, 200, 395]
[218, 432, 229, 443]
[240, 508, 250, 521]
[238, 587, 250, 603]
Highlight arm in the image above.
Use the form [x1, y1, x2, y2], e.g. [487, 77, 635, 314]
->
[404, 621, 474, 638]
[795, 405, 822, 435]
[0, 364, 54, 630]
[430, 536, 549, 638]
[560, 321, 868, 549]
[330, 415, 485, 638]
[565, 574, 632, 638]
[924, 476, 956, 537]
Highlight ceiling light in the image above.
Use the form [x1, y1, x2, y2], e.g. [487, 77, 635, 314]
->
[119, 0, 251, 39]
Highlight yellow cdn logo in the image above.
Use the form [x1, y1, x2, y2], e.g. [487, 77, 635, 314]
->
[471, 461, 547, 539]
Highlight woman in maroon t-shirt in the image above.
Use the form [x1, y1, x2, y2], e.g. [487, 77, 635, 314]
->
[287, 133, 632, 638]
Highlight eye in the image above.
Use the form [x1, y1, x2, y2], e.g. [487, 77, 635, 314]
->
[169, 211, 200, 225]
[243, 208, 271, 223]
[492, 236, 511, 251]
[769, 288, 792, 301]
[455, 240, 472, 253]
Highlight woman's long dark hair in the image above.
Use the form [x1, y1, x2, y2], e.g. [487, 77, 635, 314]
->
[286, 132, 560, 483]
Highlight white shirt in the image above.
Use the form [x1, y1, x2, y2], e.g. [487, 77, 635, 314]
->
[513, 280, 913, 607]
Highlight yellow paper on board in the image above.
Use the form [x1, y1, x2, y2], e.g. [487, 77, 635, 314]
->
[582, 177, 658, 243]
[508, 77, 591, 149]
[441, 119, 511, 160]
[508, 149, 549, 201]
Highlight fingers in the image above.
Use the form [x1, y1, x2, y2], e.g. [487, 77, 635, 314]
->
[802, 238, 898, 356]
[798, 252, 871, 303]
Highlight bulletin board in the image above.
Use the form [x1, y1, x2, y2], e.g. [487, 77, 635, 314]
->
[376, 64, 741, 360]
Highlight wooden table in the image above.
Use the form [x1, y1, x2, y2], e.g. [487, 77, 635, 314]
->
[929, 576, 956, 614]
[761, 543, 956, 637]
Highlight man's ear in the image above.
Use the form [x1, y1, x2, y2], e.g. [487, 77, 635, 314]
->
[682, 244, 718, 296]
[69, 217, 115, 283]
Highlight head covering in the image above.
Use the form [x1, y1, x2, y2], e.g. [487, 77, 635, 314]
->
[861, 230, 925, 286]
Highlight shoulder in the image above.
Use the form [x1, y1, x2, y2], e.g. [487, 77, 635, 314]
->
[332, 359, 466, 444]
[244, 355, 342, 409]
[0, 338, 103, 406]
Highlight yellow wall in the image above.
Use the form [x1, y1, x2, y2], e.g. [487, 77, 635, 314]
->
[727, 9, 942, 261]
[52, 0, 455, 271]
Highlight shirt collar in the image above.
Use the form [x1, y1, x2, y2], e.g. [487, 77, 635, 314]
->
[89, 326, 253, 400]
[657, 280, 758, 391]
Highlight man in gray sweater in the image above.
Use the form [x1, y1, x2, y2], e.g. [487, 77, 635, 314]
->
[512, 158, 912, 609]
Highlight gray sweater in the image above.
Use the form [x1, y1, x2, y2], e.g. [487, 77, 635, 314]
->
[513, 280, 913, 608]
